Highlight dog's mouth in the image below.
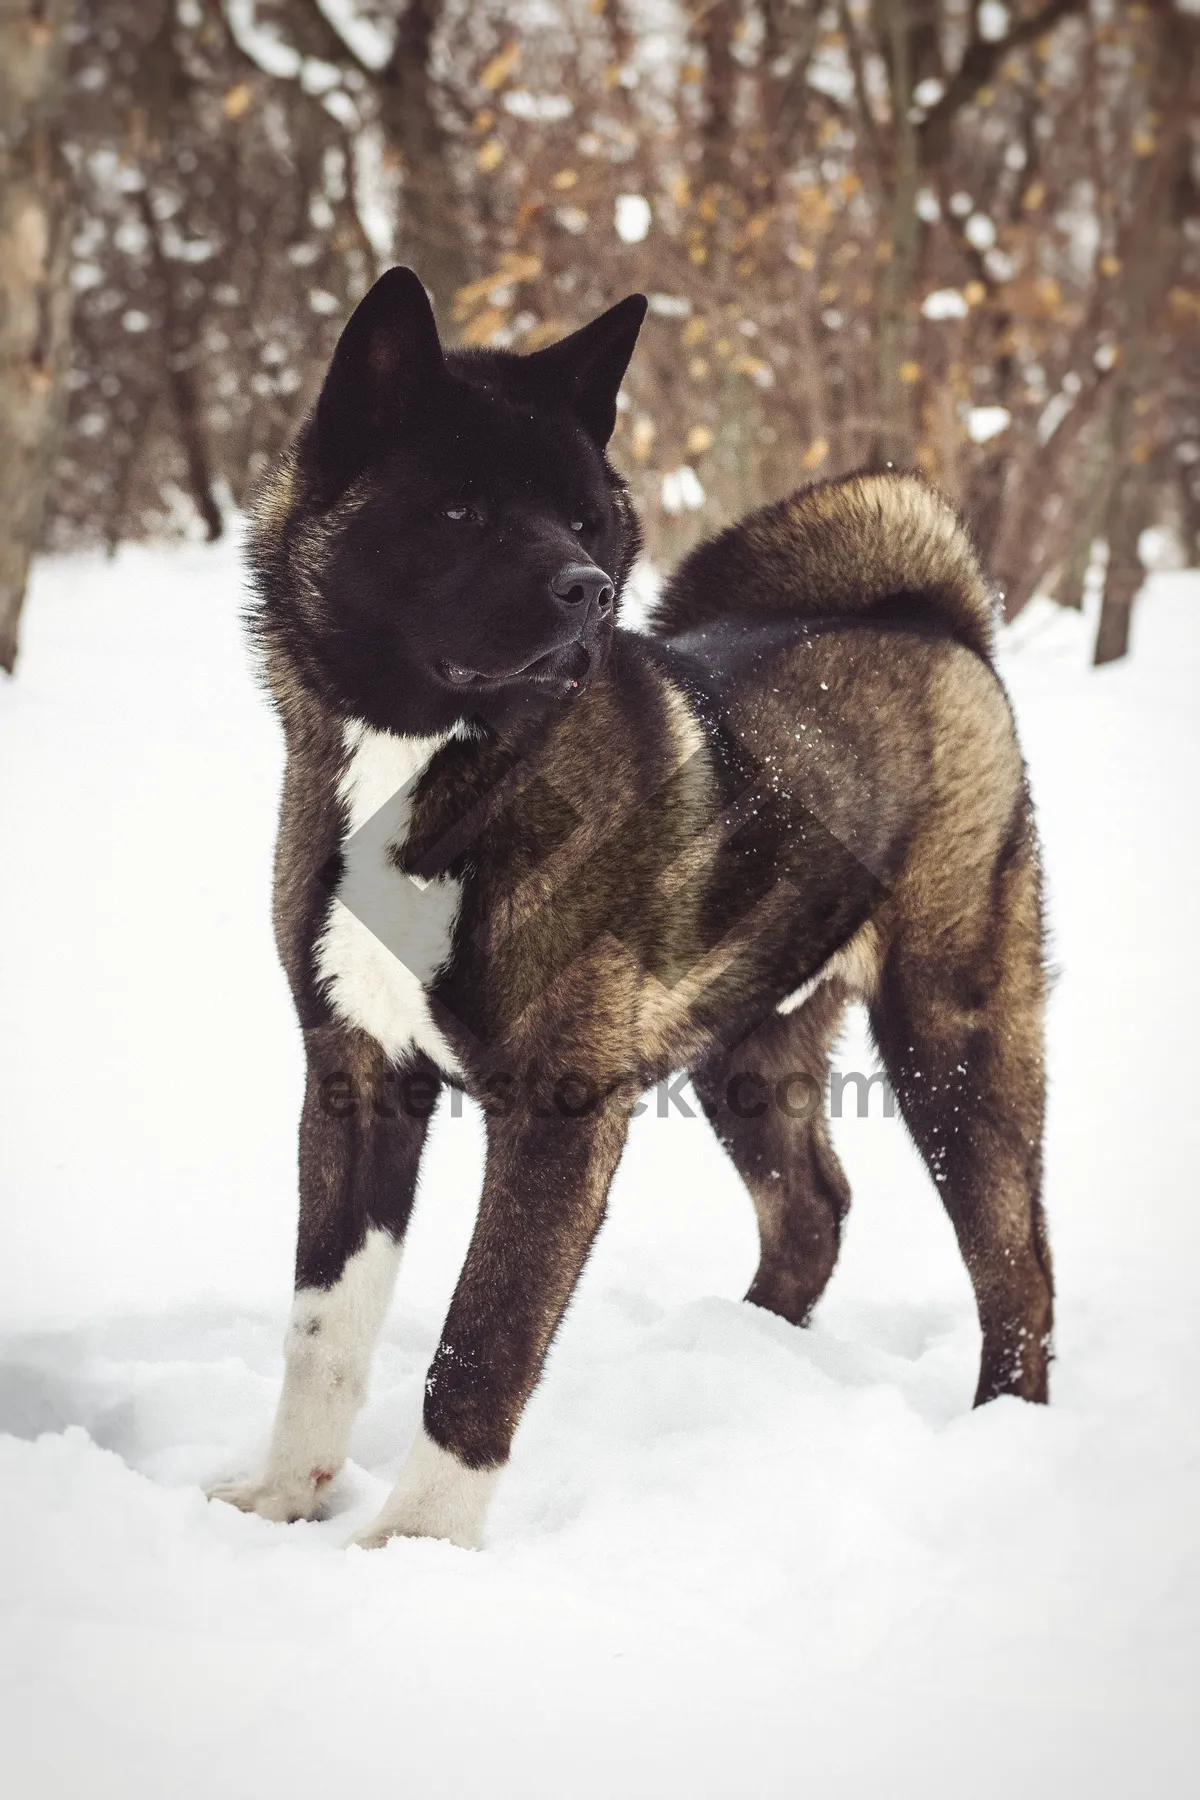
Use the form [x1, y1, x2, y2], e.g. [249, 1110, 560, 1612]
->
[438, 638, 596, 693]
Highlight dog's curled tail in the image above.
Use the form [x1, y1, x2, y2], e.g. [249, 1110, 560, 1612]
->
[651, 471, 996, 662]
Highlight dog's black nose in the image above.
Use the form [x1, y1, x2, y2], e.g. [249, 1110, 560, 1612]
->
[551, 563, 615, 610]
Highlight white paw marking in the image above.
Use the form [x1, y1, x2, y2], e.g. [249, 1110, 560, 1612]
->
[205, 1476, 328, 1525]
[208, 1229, 401, 1524]
[348, 1426, 499, 1551]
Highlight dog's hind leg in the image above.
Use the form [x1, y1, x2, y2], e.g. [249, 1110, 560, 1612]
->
[868, 851, 1053, 1404]
[208, 1028, 436, 1522]
[692, 983, 852, 1327]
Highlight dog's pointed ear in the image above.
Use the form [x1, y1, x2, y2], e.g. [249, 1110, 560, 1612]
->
[525, 295, 647, 446]
[314, 268, 444, 487]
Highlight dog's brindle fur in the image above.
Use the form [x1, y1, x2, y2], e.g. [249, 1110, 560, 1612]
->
[209, 269, 1052, 1548]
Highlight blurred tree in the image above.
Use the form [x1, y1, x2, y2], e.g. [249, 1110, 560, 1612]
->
[8, 0, 1195, 669]
[0, 0, 74, 673]
[1093, 0, 1197, 665]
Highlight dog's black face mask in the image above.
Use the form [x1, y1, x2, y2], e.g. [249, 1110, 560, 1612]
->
[290, 267, 646, 737]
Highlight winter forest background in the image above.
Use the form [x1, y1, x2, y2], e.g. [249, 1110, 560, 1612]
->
[2, 0, 1198, 678]
[2, 9, 1200, 1789]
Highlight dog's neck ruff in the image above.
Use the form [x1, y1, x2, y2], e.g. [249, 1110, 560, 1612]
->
[314, 718, 464, 1072]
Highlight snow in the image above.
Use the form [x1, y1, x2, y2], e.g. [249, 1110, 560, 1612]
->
[966, 404, 1012, 443]
[315, 0, 394, 71]
[503, 91, 575, 123]
[224, 0, 303, 81]
[660, 464, 706, 513]
[964, 212, 997, 252]
[615, 193, 652, 244]
[1, 536, 1198, 1797]
[978, 3, 1011, 44]
[647, 292, 693, 318]
[922, 287, 970, 321]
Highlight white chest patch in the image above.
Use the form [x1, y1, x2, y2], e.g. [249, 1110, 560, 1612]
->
[315, 720, 464, 1073]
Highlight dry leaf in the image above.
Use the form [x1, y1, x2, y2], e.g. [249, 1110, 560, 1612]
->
[479, 43, 520, 92]
[524, 318, 567, 350]
[462, 307, 508, 345]
[631, 418, 656, 462]
[453, 253, 543, 320]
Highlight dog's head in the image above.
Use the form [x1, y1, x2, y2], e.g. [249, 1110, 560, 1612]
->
[250, 267, 646, 736]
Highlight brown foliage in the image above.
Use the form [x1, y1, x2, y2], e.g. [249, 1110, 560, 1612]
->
[40, 1, 1200, 664]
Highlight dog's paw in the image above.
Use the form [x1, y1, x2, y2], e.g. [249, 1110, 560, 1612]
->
[206, 1469, 333, 1524]
[343, 1428, 498, 1551]
[344, 1515, 416, 1552]
[343, 1506, 476, 1552]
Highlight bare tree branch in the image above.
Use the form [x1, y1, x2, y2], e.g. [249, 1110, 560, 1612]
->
[919, 0, 1088, 162]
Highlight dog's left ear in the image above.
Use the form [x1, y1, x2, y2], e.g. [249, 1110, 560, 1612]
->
[525, 295, 648, 446]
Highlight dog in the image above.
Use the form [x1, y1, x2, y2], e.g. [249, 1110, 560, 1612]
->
[208, 267, 1052, 1550]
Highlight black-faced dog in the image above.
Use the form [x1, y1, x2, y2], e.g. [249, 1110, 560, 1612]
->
[209, 268, 1051, 1549]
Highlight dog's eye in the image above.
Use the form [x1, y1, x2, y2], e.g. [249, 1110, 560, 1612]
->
[443, 505, 471, 523]
[570, 518, 586, 533]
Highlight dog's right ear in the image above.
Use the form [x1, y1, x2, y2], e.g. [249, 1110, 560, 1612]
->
[313, 268, 444, 490]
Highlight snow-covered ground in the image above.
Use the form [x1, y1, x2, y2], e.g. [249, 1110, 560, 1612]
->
[1, 538, 1197, 1798]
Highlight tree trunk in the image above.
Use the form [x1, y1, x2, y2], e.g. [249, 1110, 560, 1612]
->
[871, 0, 921, 467]
[1094, 461, 1150, 666]
[1180, 463, 1200, 570]
[1093, 0, 1195, 664]
[697, 0, 737, 197]
[1056, 532, 1093, 613]
[377, 0, 470, 320]
[0, 0, 74, 674]
[1055, 442, 1114, 611]
[137, 188, 223, 543]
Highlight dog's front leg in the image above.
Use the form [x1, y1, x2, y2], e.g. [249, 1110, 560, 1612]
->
[209, 1027, 436, 1523]
[351, 1103, 629, 1550]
